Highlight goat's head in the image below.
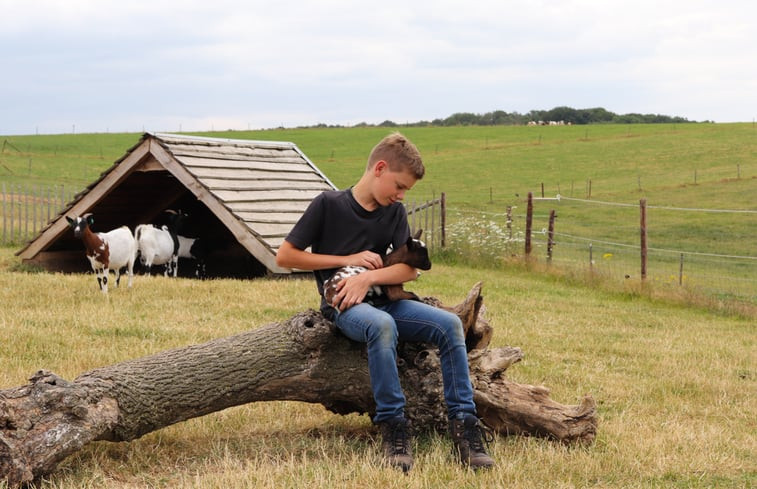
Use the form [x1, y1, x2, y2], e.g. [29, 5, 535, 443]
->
[66, 213, 95, 238]
[405, 229, 431, 270]
[164, 209, 189, 232]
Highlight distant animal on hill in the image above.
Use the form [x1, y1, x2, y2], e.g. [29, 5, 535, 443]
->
[324, 229, 431, 307]
[66, 213, 137, 294]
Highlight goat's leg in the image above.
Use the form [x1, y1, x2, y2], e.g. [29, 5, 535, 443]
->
[171, 255, 178, 278]
[113, 269, 121, 288]
[383, 285, 420, 302]
[101, 268, 109, 294]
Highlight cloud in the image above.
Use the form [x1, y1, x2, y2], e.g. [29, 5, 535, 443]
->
[2, 0, 756, 135]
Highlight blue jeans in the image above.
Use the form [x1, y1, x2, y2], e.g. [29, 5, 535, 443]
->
[333, 299, 476, 423]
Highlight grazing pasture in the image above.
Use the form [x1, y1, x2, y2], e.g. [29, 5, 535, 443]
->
[0, 124, 755, 486]
[2, 124, 755, 304]
[0, 248, 754, 488]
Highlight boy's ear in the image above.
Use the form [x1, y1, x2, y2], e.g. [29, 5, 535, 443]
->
[373, 160, 388, 175]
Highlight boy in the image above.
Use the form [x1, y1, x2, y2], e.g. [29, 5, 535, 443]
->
[276, 132, 494, 472]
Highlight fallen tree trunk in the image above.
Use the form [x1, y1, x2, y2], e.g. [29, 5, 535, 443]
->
[0, 282, 597, 486]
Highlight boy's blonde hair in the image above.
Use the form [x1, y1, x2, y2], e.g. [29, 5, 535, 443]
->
[367, 132, 425, 179]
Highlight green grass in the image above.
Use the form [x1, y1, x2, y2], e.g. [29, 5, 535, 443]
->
[1, 124, 755, 304]
[0, 246, 754, 488]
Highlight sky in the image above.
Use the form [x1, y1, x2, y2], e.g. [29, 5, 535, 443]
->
[2, 0, 756, 135]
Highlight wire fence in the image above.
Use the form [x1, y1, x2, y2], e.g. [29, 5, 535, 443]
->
[405, 192, 446, 252]
[3, 179, 754, 306]
[1, 182, 77, 246]
[447, 194, 757, 305]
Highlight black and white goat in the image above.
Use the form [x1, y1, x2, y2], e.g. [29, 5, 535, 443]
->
[135, 210, 184, 276]
[66, 213, 137, 294]
[177, 235, 209, 279]
[324, 229, 431, 307]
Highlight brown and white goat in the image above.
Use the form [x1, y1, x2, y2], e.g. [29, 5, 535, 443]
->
[66, 213, 137, 294]
[323, 229, 431, 307]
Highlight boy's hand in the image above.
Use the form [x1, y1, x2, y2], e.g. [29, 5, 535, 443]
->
[332, 271, 375, 311]
[346, 251, 383, 270]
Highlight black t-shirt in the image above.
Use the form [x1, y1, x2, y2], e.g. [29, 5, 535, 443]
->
[284, 188, 411, 318]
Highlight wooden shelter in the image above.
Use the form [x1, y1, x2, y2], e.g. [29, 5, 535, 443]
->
[16, 132, 337, 278]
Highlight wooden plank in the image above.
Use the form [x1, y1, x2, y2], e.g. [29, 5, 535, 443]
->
[213, 189, 322, 203]
[235, 211, 302, 223]
[21, 249, 91, 273]
[165, 144, 301, 160]
[198, 178, 331, 191]
[186, 167, 325, 182]
[174, 151, 306, 165]
[242, 221, 295, 238]
[178, 155, 310, 172]
[266, 236, 286, 249]
[154, 134, 295, 150]
[134, 158, 165, 172]
[226, 201, 311, 213]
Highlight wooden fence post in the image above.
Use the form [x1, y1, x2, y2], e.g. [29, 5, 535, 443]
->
[506, 206, 512, 240]
[2, 182, 6, 244]
[10, 185, 15, 243]
[640, 198, 647, 281]
[525, 192, 533, 257]
[24, 184, 29, 240]
[547, 209, 556, 262]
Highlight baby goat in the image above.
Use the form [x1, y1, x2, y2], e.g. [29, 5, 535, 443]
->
[324, 229, 431, 307]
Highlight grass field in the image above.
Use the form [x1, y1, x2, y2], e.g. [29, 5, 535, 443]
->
[0, 247, 755, 488]
[2, 124, 755, 305]
[0, 124, 755, 487]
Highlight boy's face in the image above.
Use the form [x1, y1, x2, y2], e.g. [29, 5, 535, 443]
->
[372, 160, 417, 207]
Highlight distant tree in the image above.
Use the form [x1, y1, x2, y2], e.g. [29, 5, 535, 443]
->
[444, 112, 480, 126]
[584, 107, 615, 123]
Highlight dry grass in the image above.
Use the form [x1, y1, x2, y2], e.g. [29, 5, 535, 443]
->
[0, 247, 755, 488]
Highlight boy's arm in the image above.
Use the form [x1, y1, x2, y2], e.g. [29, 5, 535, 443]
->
[276, 240, 383, 271]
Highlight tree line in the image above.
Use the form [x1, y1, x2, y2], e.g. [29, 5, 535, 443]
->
[308, 106, 699, 129]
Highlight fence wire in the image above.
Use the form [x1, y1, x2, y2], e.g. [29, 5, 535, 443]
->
[449, 197, 757, 305]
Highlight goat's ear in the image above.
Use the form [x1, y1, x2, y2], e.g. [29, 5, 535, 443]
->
[412, 229, 423, 240]
[66, 216, 75, 226]
[86, 215, 95, 226]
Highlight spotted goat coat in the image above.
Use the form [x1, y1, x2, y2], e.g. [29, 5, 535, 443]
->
[323, 229, 431, 307]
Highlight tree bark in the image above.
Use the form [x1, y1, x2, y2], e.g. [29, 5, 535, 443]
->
[0, 282, 597, 486]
